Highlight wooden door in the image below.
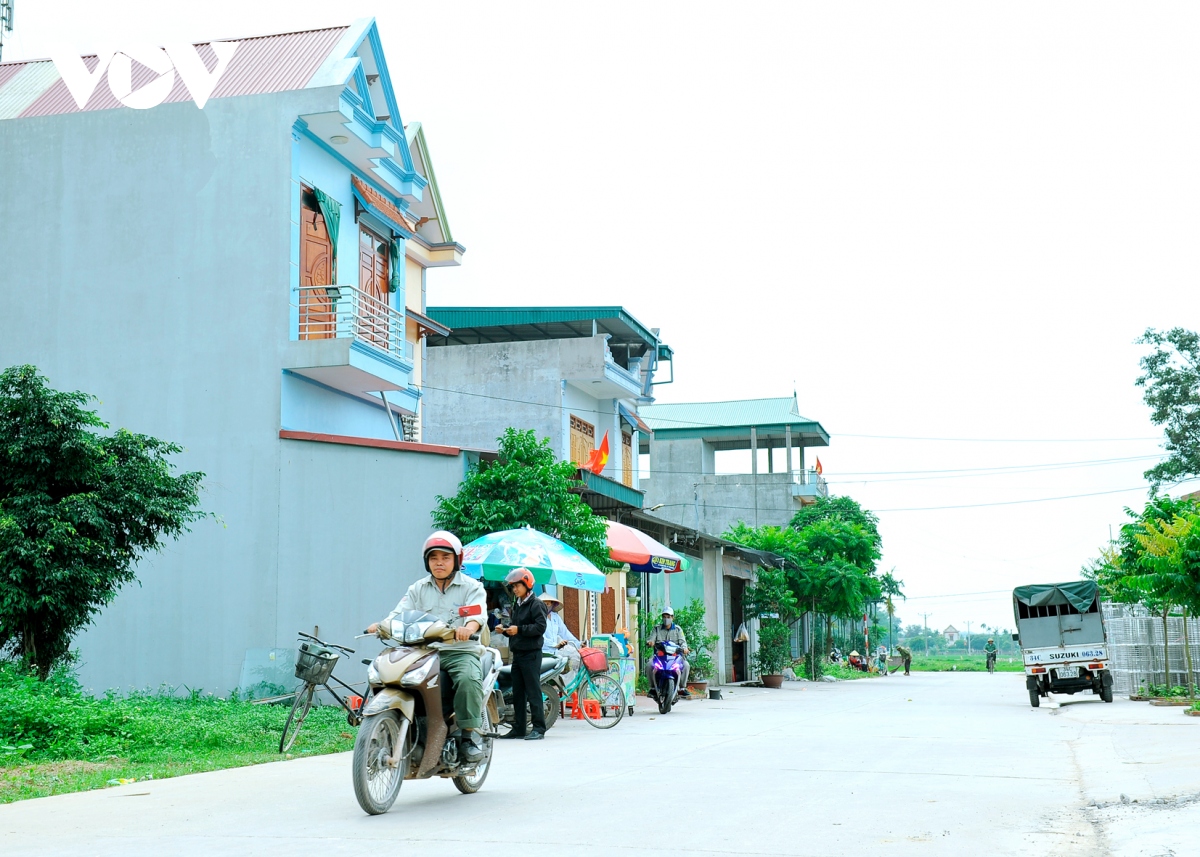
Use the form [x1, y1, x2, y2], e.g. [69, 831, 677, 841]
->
[358, 228, 390, 349]
[299, 188, 333, 339]
[622, 432, 634, 487]
[570, 415, 595, 466]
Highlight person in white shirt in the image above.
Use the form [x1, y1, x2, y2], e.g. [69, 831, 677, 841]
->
[540, 593, 581, 670]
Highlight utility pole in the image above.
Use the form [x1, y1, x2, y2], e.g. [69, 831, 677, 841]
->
[966, 620, 972, 655]
[921, 612, 931, 657]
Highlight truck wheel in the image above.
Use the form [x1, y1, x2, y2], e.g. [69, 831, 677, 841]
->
[1101, 684, 1113, 703]
[1029, 688, 1040, 708]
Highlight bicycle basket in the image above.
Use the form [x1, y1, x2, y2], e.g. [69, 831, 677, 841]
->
[294, 642, 338, 684]
[579, 646, 609, 674]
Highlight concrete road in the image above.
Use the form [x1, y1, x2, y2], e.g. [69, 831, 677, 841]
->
[3, 673, 1199, 856]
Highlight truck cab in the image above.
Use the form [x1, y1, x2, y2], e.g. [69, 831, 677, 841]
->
[1013, 580, 1113, 707]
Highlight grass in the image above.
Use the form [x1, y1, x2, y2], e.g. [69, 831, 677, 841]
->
[909, 654, 1024, 673]
[822, 662, 878, 681]
[0, 662, 355, 803]
[1142, 684, 1193, 699]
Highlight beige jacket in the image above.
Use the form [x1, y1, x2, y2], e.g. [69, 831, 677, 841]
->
[389, 571, 488, 652]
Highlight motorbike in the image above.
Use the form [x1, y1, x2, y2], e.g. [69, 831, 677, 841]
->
[495, 652, 569, 733]
[352, 610, 503, 815]
[648, 640, 684, 714]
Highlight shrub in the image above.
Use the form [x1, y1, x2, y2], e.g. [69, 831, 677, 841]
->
[752, 620, 793, 676]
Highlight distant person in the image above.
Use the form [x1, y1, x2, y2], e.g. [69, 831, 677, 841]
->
[896, 644, 912, 676]
[875, 645, 889, 676]
[540, 592, 580, 670]
[651, 607, 691, 695]
[984, 637, 998, 671]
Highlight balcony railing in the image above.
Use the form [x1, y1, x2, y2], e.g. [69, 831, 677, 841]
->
[294, 285, 406, 361]
[791, 469, 829, 498]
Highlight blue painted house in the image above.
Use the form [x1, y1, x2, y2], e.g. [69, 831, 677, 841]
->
[0, 20, 473, 693]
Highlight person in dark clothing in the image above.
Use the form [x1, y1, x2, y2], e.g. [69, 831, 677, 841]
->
[498, 568, 549, 740]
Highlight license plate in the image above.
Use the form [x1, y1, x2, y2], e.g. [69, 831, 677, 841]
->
[1056, 667, 1079, 679]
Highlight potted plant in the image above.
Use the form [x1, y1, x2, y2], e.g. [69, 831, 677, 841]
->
[745, 566, 799, 688]
[675, 600, 719, 695]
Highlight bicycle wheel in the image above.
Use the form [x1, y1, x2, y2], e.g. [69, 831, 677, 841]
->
[280, 684, 315, 753]
[578, 672, 625, 729]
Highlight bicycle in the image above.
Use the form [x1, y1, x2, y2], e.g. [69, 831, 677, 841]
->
[279, 631, 368, 753]
[556, 642, 626, 729]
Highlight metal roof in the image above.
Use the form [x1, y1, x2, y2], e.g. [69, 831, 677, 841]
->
[425, 306, 663, 351]
[0, 26, 348, 120]
[640, 396, 830, 449]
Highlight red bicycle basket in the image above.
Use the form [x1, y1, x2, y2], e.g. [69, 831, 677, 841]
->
[579, 646, 609, 674]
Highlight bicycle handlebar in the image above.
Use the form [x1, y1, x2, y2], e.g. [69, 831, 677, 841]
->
[295, 630, 355, 654]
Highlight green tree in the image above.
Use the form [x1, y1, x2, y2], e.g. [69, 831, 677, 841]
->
[432, 428, 610, 570]
[880, 569, 905, 650]
[0, 366, 205, 678]
[1130, 510, 1200, 699]
[1137, 328, 1200, 489]
[790, 495, 881, 561]
[1086, 494, 1198, 686]
[744, 565, 798, 676]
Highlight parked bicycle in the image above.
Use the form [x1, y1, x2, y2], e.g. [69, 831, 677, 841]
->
[279, 631, 368, 753]
[553, 642, 626, 729]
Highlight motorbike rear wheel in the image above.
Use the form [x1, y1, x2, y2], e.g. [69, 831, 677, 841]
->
[352, 712, 407, 815]
[279, 684, 315, 753]
[453, 704, 494, 794]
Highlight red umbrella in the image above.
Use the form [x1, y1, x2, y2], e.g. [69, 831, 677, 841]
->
[605, 520, 686, 573]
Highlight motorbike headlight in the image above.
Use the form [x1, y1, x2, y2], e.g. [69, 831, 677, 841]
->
[403, 623, 423, 644]
[400, 657, 436, 687]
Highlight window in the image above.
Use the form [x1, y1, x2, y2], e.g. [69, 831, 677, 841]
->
[570, 416, 595, 467]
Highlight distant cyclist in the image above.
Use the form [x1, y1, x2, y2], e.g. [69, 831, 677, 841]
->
[984, 638, 998, 673]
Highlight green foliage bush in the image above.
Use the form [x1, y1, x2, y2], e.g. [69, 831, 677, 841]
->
[0, 661, 350, 766]
[752, 620, 793, 676]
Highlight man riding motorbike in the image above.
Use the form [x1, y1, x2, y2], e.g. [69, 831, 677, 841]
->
[366, 531, 487, 763]
[651, 607, 691, 695]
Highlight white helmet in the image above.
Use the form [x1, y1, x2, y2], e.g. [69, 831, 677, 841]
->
[423, 530, 463, 572]
[661, 606, 674, 617]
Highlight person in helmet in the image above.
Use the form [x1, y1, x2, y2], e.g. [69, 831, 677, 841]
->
[367, 531, 488, 762]
[650, 607, 691, 696]
[984, 637, 998, 671]
[497, 568, 549, 740]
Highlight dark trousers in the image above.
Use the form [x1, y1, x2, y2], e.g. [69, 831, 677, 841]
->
[903, 658, 912, 675]
[510, 650, 547, 735]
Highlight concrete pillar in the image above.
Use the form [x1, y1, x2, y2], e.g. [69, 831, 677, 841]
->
[799, 444, 806, 473]
[767, 444, 774, 473]
[750, 428, 758, 475]
[785, 426, 793, 475]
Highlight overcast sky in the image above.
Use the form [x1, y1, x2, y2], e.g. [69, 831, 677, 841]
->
[7, 2, 1197, 635]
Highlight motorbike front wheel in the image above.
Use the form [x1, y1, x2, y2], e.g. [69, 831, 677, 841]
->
[352, 711, 407, 815]
[659, 678, 675, 714]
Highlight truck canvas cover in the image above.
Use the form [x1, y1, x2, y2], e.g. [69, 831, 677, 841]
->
[1011, 580, 1098, 623]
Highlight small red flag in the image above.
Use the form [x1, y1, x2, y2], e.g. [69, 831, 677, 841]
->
[586, 431, 610, 475]
[814, 457, 824, 476]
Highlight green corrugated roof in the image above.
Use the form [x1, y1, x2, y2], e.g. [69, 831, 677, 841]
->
[425, 306, 662, 350]
[640, 397, 830, 447]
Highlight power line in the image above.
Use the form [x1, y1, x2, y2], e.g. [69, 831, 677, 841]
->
[416, 381, 1161, 446]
